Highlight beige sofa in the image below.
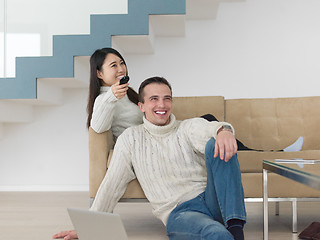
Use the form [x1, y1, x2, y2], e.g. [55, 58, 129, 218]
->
[226, 97, 320, 199]
[89, 95, 320, 229]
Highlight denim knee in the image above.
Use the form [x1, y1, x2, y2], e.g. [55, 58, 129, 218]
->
[200, 223, 234, 240]
[205, 138, 216, 158]
[167, 212, 234, 240]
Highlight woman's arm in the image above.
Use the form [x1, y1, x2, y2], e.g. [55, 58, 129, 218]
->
[90, 88, 118, 133]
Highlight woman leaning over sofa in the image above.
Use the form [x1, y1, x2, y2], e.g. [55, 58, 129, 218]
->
[86, 47, 143, 140]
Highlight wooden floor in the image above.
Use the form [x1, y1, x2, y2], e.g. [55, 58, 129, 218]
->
[0, 192, 319, 240]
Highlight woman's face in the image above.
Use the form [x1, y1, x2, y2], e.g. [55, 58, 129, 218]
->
[97, 53, 127, 87]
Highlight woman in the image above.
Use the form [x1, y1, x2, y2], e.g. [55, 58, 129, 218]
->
[87, 48, 143, 140]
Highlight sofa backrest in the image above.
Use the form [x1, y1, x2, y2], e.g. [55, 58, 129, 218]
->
[225, 96, 320, 150]
[172, 96, 225, 121]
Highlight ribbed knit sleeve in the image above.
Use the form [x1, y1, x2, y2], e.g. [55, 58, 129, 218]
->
[90, 87, 118, 133]
[180, 118, 235, 154]
[90, 134, 136, 213]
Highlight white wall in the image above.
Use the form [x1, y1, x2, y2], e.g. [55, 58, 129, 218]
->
[1, 0, 320, 191]
[126, 0, 320, 99]
[0, 89, 89, 191]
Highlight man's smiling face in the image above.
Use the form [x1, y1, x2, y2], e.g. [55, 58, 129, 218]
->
[138, 83, 172, 126]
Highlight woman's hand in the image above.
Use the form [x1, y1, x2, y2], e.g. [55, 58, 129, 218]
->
[112, 81, 129, 100]
[52, 230, 78, 239]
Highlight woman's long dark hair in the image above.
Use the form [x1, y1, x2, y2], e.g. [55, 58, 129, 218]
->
[86, 48, 139, 129]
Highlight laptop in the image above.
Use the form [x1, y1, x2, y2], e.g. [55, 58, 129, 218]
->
[67, 208, 128, 240]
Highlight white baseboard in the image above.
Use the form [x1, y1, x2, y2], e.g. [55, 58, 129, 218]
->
[0, 185, 89, 191]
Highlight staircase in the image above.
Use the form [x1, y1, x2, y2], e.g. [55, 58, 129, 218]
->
[0, 0, 223, 140]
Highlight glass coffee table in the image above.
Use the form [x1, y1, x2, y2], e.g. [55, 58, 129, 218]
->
[263, 159, 320, 240]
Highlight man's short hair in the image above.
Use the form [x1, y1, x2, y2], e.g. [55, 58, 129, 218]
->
[138, 76, 172, 103]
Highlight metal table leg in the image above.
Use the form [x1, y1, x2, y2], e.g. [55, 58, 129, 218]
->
[292, 198, 297, 233]
[263, 169, 268, 240]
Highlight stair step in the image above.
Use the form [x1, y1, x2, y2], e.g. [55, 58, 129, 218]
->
[112, 34, 155, 54]
[0, 55, 91, 126]
[8, 80, 63, 106]
[186, 0, 220, 19]
[36, 56, 89, 91]
[150, 15, 185, 37]
[38, 77, 87, 90]
[113, 14, 186, 54]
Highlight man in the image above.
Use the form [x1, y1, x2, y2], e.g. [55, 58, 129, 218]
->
[54, 76, 246, 240]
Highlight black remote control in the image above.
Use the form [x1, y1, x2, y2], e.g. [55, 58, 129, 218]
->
[119, 76, 130, 85]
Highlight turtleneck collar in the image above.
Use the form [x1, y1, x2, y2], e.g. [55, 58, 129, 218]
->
[100, 86, 110, 92]
[143, 114, 178, 136]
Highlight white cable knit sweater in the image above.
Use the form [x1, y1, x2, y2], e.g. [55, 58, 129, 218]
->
[90, 114, 234, 225]
[90, 86, 143, 138]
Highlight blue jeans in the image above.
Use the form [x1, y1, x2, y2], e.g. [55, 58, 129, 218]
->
[166, 138, 246, 240]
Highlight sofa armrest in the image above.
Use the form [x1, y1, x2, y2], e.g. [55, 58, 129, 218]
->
[89, 127, 114, 198]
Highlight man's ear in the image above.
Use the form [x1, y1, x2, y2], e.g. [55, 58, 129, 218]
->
[138, 102, 145, 113]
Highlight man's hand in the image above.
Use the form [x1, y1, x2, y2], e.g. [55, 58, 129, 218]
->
[214, 129, 237, 162]
[112, 81, 129, 100]
[52, 230, 78, 240]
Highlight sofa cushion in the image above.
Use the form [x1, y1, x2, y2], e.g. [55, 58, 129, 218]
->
[89, 128, 114, 198]
[172, 96, 225, 121]
[226, 96, 320, 150]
